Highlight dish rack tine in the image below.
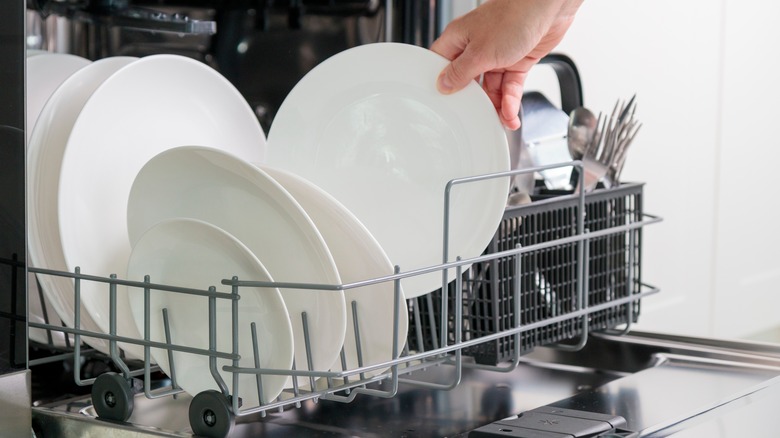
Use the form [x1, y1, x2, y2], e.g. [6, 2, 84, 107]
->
[161, 308, 181, 391]
[72, 267, 87, 386]
[250, 322, 266, 407]
[301, 311, 319, 393]
[108, 274, 132, 378]
[351, 300, 367, 381]
[338, 347, 351, 390]
[207, 289, 231, 398]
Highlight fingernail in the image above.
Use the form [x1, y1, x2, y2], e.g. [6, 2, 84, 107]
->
[437, 73, 452, 94]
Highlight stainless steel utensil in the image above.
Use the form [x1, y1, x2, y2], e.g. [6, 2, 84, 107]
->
[577, 113, 610, 193]
[567, 106, 598, 161]
[521, 92, 573, 191]
[576, 95, 641, 192]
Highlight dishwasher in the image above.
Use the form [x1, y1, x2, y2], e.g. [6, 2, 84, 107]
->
[4, 2, 780, 437]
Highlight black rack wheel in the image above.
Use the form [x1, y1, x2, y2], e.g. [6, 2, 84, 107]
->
[91, 372, 135, 422]
[189, 390, 235, 438]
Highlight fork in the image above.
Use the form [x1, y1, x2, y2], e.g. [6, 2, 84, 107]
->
[577, 95, 641, 192]
[577, 112, 610, 193]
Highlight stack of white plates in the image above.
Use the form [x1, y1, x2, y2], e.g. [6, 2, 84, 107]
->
[26, 50, 91, 347]
[27, 43, 509, 407]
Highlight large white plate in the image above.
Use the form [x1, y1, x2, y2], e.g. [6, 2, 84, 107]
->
[126, 218, 294, 406]
[26, 51, 91, 347]
[28, 57, 139, 354]
[127, 146, 345, 387]
[262, 166, 408, 380]
[266, 42, 510, 298]
[55, 55, 267, 359]
[26, 52, 91, 145]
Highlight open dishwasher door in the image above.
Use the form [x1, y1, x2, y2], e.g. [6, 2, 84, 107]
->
[30, 331, 780, 437]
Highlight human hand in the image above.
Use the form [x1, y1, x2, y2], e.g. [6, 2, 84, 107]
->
[430, 0, 582, 130]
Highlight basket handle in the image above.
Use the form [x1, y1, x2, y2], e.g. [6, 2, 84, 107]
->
[537, 53, 584, 113]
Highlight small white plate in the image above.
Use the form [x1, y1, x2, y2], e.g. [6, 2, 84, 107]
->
[53, 55, 267, 359]
[126, 218, 294, 406]
[28, 57, 139, 355]
[127, 146, 345, 388]
[266, 42, 510, 298]
[262, 166, 408, 380]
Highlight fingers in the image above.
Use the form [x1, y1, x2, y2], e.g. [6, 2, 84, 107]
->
[429, 28, 465, 62]
[500, 70, 526, 130]
[500, 94, 522, 131]
[485, 71, 524, 131]
[436, 45, 488, 95]
[482, 71, 503, 111]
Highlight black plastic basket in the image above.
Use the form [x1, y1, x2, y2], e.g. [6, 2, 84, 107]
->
[407, 182, 644, 365]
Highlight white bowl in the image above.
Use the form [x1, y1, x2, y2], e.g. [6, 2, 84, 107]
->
[266, 42, 510, 298]
[127, 146, 345, 388]
[262, 166, 409, 380]
[50, 55, 267, 359]
[126, 218, 294, 406]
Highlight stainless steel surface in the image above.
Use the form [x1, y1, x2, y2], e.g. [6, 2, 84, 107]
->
[666, 376, 780, 437]
[534, 332, 780, 437]
[31, 332, 780, 437]
[0, 370, 32, 438]
[33, 354, 625, 437]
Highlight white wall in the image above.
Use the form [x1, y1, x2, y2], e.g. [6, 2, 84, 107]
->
[712, 0, 780, 338]
[520, 0, 780, 339]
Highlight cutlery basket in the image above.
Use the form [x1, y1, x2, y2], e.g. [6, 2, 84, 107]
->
[407, 182, 644, 365]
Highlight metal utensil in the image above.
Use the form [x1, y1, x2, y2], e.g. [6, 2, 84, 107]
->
[575, 95, 641, 192]
[577, 113, 610, 193]
[521, 92, 573, 191]
[603, 95, 640, 187]
[567, 106, 598, 161]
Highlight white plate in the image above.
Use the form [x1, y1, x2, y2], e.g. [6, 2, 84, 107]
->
[54, 55, 267, 359]
[26, 51, 92, 347]
[26, 52, 91, 146]
[26, 49, 48, 57]
[127, 146, 345, 387]
[126, 218, 294, 405]
[28, 57, 139, 354]
[28, 272, 74, 347]
[262, 166, 408, 380]
[266, 42, 510, 298]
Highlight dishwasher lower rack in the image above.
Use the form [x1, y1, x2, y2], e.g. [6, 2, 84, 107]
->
[26, 179, 661, 438]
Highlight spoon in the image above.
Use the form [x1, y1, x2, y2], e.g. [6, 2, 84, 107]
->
[567, 107, 598, 160]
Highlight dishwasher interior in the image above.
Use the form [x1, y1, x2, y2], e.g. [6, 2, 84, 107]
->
[6, 2, 780, 438]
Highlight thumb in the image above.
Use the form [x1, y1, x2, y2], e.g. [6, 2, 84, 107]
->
[437, 47, 485, 94]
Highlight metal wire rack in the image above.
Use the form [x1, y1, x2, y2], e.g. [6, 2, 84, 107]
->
[25, 162, 662, 438]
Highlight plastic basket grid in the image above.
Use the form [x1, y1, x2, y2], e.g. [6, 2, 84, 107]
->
[407, 183, 644, 365]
